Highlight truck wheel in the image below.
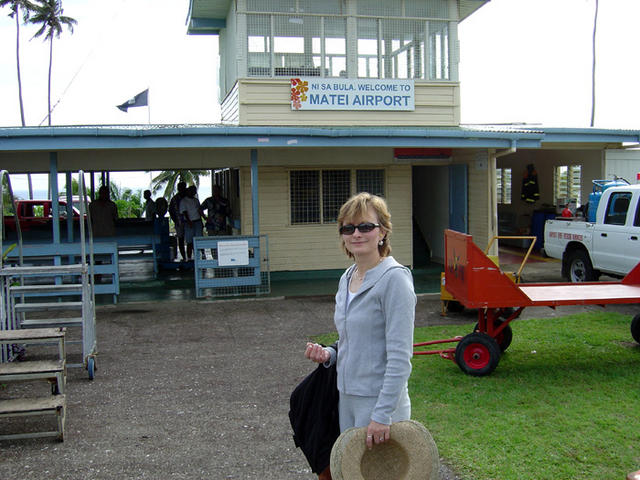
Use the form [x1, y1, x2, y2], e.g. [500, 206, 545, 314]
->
[566, 250, 598, 282]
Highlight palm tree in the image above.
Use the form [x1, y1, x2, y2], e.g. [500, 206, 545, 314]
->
[29, 0, 76, 126]
[0, 0, 37, 127]
[1, 0, 38, 199]
[151, 170, 210, 200]
[590, 0, 599, 127]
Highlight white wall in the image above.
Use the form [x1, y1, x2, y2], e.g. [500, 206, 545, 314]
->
[605, 149, 640, 185]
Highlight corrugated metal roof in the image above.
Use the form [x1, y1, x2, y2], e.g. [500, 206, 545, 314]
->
[189, 0, 229, 21]
[0, 124, 547, 152]
[187, 0, 491, 34]
[459, 0, 491, 21]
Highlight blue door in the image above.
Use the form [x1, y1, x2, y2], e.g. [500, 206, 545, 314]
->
[449, 164, 468, 233]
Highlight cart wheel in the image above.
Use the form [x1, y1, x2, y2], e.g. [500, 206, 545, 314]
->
[87, 356, 96, 380]
[455, 332, 501, 376]
[631, 314, 640, 344]
[473, 320, 513, 352]
[446, 300, 465, 313]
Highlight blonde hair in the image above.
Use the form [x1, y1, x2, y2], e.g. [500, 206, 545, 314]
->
[337, 192, 392, 258]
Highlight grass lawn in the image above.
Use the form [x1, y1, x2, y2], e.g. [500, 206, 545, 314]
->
[315, 311, 640, 479]
[411, 311, 640, 480]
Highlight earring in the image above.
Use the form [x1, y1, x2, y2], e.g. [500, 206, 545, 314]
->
[378, 239, 384, 246]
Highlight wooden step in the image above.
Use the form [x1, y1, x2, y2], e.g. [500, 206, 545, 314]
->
[0, 327, 65, 342]
[0, 360, 64, 375]
[10, 284, 83, 295]
[14, 301, 83, 313]
[0, 264, 85, 276]
[0, 395, 65, 415]
[0, 395, 66, 441]
[19, 318, 83, 328]
[0, 360, 66, 394]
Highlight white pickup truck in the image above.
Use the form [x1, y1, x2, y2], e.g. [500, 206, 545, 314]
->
[543, 184, 640, 282]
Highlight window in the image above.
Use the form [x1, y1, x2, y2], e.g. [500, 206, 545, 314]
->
[496, 168, 512, 205]
[357, 18, 448, 79]
[247, 13, 344, 77]
[244, 6, 451, 79]
[322, 170, 351, 222]
[290, 171, 320, 223]
[356, 170, 385, 197]
[553, 165, 582, 207]
[604, 191, 631, 226]
[290, 169, 385, 224]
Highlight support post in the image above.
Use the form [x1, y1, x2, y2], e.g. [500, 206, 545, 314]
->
[251, 149, 259, 236]
[49, 153, 61, 268]
[66, 171, 73, 243]
[49, 153, 60, 245]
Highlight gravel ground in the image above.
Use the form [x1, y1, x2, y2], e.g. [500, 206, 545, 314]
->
[1, 260, 638, 479]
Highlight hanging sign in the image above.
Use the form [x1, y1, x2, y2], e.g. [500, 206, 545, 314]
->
[218, 240, 249, 266]
[291, 77, 415, 111]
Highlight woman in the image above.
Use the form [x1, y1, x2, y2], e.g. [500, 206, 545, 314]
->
[305, 192, 416, 475]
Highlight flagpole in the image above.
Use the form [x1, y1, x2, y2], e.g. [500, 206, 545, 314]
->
[147, 88, 151, 125]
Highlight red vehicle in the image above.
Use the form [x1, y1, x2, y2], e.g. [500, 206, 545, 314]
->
[3, 199, 81, 232]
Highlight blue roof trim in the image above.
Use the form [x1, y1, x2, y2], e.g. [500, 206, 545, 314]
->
[0, 125, 544, 151]
[188, 17, 226, 34]
[1, 125, 639, 152]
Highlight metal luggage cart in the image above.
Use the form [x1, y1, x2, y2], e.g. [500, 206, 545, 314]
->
[1, 170, 98, 379]
[414, 229, 640, 376]
[440, 234, 537, 315]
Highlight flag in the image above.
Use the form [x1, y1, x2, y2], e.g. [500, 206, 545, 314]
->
[117, 89, 149, 112]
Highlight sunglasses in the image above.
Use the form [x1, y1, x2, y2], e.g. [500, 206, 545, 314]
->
[339, 222, 380, 235]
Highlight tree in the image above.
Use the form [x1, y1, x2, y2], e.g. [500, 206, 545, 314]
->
[0, 0, 37, 127]
[1, 0, 38, 199]
[108, 181, 143, 219]
[151, 170, 210, 200]
[59, 177, 79, 196]
[29, 0, 76, 126]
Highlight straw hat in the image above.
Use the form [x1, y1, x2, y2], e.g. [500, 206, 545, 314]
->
[330, 420, 440, 480]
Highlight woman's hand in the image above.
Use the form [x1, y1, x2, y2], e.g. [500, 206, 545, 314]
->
[365, 420, 390, 450]
[305, 342, 330, 363]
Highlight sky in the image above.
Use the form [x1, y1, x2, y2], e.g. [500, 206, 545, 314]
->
[1, 0, 640, 196]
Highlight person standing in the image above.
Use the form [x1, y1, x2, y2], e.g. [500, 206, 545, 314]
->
[169, 181, 187, 261]
[143, 190, 157, 220]
[89, 185, 118, 237]
[179, 185, 203, 260]
[200, 185, 230, 236]
[304, 192, 416, 479]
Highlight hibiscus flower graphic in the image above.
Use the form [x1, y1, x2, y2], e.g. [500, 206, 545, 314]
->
[290, 78, 309, 110]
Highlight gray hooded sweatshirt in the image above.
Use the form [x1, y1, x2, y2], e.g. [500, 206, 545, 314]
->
[326, 256, 416, 425]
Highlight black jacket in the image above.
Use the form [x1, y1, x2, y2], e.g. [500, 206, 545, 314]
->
[289, 347, 340, 474]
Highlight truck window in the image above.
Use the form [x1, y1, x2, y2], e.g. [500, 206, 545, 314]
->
[635, 199, 640, 227]
[604, 192, 631, 226]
